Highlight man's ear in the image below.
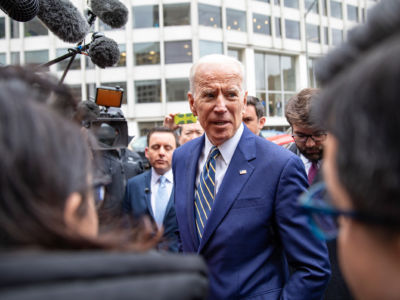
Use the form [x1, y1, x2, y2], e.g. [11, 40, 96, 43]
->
[258, 116, 266, 130]
[188, 92, 197, 116]
[144, 146, 149, 159]
[242, 91, 248, 113]
[64, 192, 83, 231]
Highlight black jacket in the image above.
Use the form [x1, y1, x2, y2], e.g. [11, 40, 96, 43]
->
[0, 250, 208, 300]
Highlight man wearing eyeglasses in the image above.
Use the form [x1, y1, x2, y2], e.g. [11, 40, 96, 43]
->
[285, 88, 353, 300]
[285, 88, 326, 185]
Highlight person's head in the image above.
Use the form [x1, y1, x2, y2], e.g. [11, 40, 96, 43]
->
[0, 75, 99, 249]
[313, 34, 400, 300]
[285, 88, 326, 162]
[146, 127, 178, 175]
[243, 96, 266, 135]
[179, 122, 204, 145]
[188, 54, 248, 146]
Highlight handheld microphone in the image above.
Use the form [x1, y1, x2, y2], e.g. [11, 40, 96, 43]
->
[89, 0, 128, 29]
[37, 0, 90, 43]
[0, 0, 39, 22]
[88, 34, 120, 68]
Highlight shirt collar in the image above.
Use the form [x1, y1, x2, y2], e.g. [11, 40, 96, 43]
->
[300, 154, 322, 168]
[204, 123, 244, 165]
[151, 168, 173, 184]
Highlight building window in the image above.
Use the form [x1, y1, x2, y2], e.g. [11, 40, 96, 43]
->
[114, 44, 126, 67]
[321, 0, 328, 16]
[0, 17, 5, 39]
[254, 52, 296, 117]
[306, 24, 320, 43]
[101, 81, 127, 104]
[199, 40, 223, 57]
[253, 13, 271, 35]
[10, 19, 19, 38]
[135, 80, 161, 103]
[25, 50, 49, 65]
[226, 8, 247, 32]
[285, 20, 300, 40]
[165, 40, 192, 64]
[308, 58, 320, 88]
[228, 48, 243, 62]
[24, 17, 48, 37]
[274, 0, 280, 4]
[198, 4, 221, 28]
[166, 78, 189, 102]
[11, 52, 20, 64]
[347, 5, 358, 22]
[304, 0, 318, 14]
[332, 28, 343, 46]
[134, 42, 160, 66]
[163, 3, 190, 26]
[330, 1, 342, 19]
[56, 49, 81, 71]
[133, 5, 159, 28]
[254, 0, 270, 2]
[324, 26, 329, 45]
[284, 0, 299, 9]
[275, 17, 281, 37]
[0, 53, 5, 65]
[138, 121, 163, 136]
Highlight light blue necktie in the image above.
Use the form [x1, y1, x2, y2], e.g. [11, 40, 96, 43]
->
[194, 146, 220, 240]
[154, 175, 169, 226]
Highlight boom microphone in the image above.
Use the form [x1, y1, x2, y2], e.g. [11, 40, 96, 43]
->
[88, 34, 120, 68]
[89, 0, 128, 29]
[0, 0, 39, 22]
[37, 0, 90, 43]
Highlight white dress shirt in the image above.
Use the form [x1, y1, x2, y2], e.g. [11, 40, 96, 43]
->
[195, 123, 244, 195]
[150, 168, 174, 217]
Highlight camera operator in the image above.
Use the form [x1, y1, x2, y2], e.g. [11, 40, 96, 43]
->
[75, 100, 144, 226]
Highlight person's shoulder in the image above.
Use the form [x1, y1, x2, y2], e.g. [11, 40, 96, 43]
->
[253, 135, 300, 163]
[174, 135, 202, 157]
[127, 170, 150, 185]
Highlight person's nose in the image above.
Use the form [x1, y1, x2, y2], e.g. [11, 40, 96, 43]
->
[305, 136, 316, 147]
[214, 93, 227, 113]
[158, 147, 166, 156]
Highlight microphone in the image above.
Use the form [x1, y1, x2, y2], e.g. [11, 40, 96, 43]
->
[0, 0, 39, 22]
[88, 34, 120, 68]
[37, 0, 90, 43]
[89, 0, 128, 29]
[144, 188, 150, 194]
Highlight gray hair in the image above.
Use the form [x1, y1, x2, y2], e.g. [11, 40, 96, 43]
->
[189, 54, 245, 96]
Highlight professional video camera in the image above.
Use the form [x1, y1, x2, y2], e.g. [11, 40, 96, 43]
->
[87, 85, 128, 150]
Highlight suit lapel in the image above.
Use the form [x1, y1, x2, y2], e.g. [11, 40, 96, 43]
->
[163, 188, 174, 224]
[185, 137, 205, 250]
[198, 128, 256, 253]
[144, 171, 154, 219]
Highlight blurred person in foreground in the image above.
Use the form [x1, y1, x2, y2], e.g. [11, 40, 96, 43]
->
[173, 54, 330, 299]
[164, 113, 204, 145]
[300, 0, 400, 299]
[123, 127, 179, 252]
[242, 95, 266, 136]
[0, 66, 208, 300]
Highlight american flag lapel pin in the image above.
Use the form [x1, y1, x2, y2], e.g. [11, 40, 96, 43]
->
[239, 169, 247, 175]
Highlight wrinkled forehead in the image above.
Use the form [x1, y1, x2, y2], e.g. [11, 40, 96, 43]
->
[194, 62, 244, 90]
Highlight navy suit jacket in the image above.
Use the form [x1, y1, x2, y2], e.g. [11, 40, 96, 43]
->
[172, 126, 330, 299]
[123, 170, 179, 252]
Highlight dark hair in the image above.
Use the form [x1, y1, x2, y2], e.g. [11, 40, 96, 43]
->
[285, 88, 320, 129]
[0, 67, 159, 251]
[246, 96, 265, 119]
[313, 33, 400, 232]
[147, 126, 179, 148]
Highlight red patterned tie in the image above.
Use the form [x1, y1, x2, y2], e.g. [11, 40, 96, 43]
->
[308, 162, 318, 185]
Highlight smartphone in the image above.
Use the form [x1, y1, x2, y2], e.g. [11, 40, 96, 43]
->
[174, 113, 197, 125]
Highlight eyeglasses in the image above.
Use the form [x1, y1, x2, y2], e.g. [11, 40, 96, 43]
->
[93, 183, 106, 209]
[299, 183, 400, 240]
[292, 132, 327, 143]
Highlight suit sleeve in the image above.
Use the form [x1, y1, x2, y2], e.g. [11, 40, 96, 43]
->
[275, 155, 331, 300]
[122, 179, 132, 214]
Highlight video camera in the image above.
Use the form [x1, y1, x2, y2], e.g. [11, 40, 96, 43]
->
[89, 86, 128, 150]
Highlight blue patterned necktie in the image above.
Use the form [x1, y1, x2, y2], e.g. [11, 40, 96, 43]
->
[154, 175, 169, 226]
[194, 146, 220, 240]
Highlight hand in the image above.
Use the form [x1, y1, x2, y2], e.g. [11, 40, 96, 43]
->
[163, 113, 180, 131]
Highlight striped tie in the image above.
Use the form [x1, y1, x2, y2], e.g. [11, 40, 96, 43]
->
[194, 146, 220, 240]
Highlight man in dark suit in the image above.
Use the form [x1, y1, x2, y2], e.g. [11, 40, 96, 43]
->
[172, 54, 330, 299]
[123, 127, 179, 252]
[285, 89, 353, 300]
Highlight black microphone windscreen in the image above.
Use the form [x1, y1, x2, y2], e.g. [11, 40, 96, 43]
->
[90, 0, 128, 29]
[0, 0, 39, 22]
[37, 0, 90, 43]
[89, 36, 120, 68]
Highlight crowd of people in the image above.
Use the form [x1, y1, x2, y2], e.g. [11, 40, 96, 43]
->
[1, 0, 400, 299]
